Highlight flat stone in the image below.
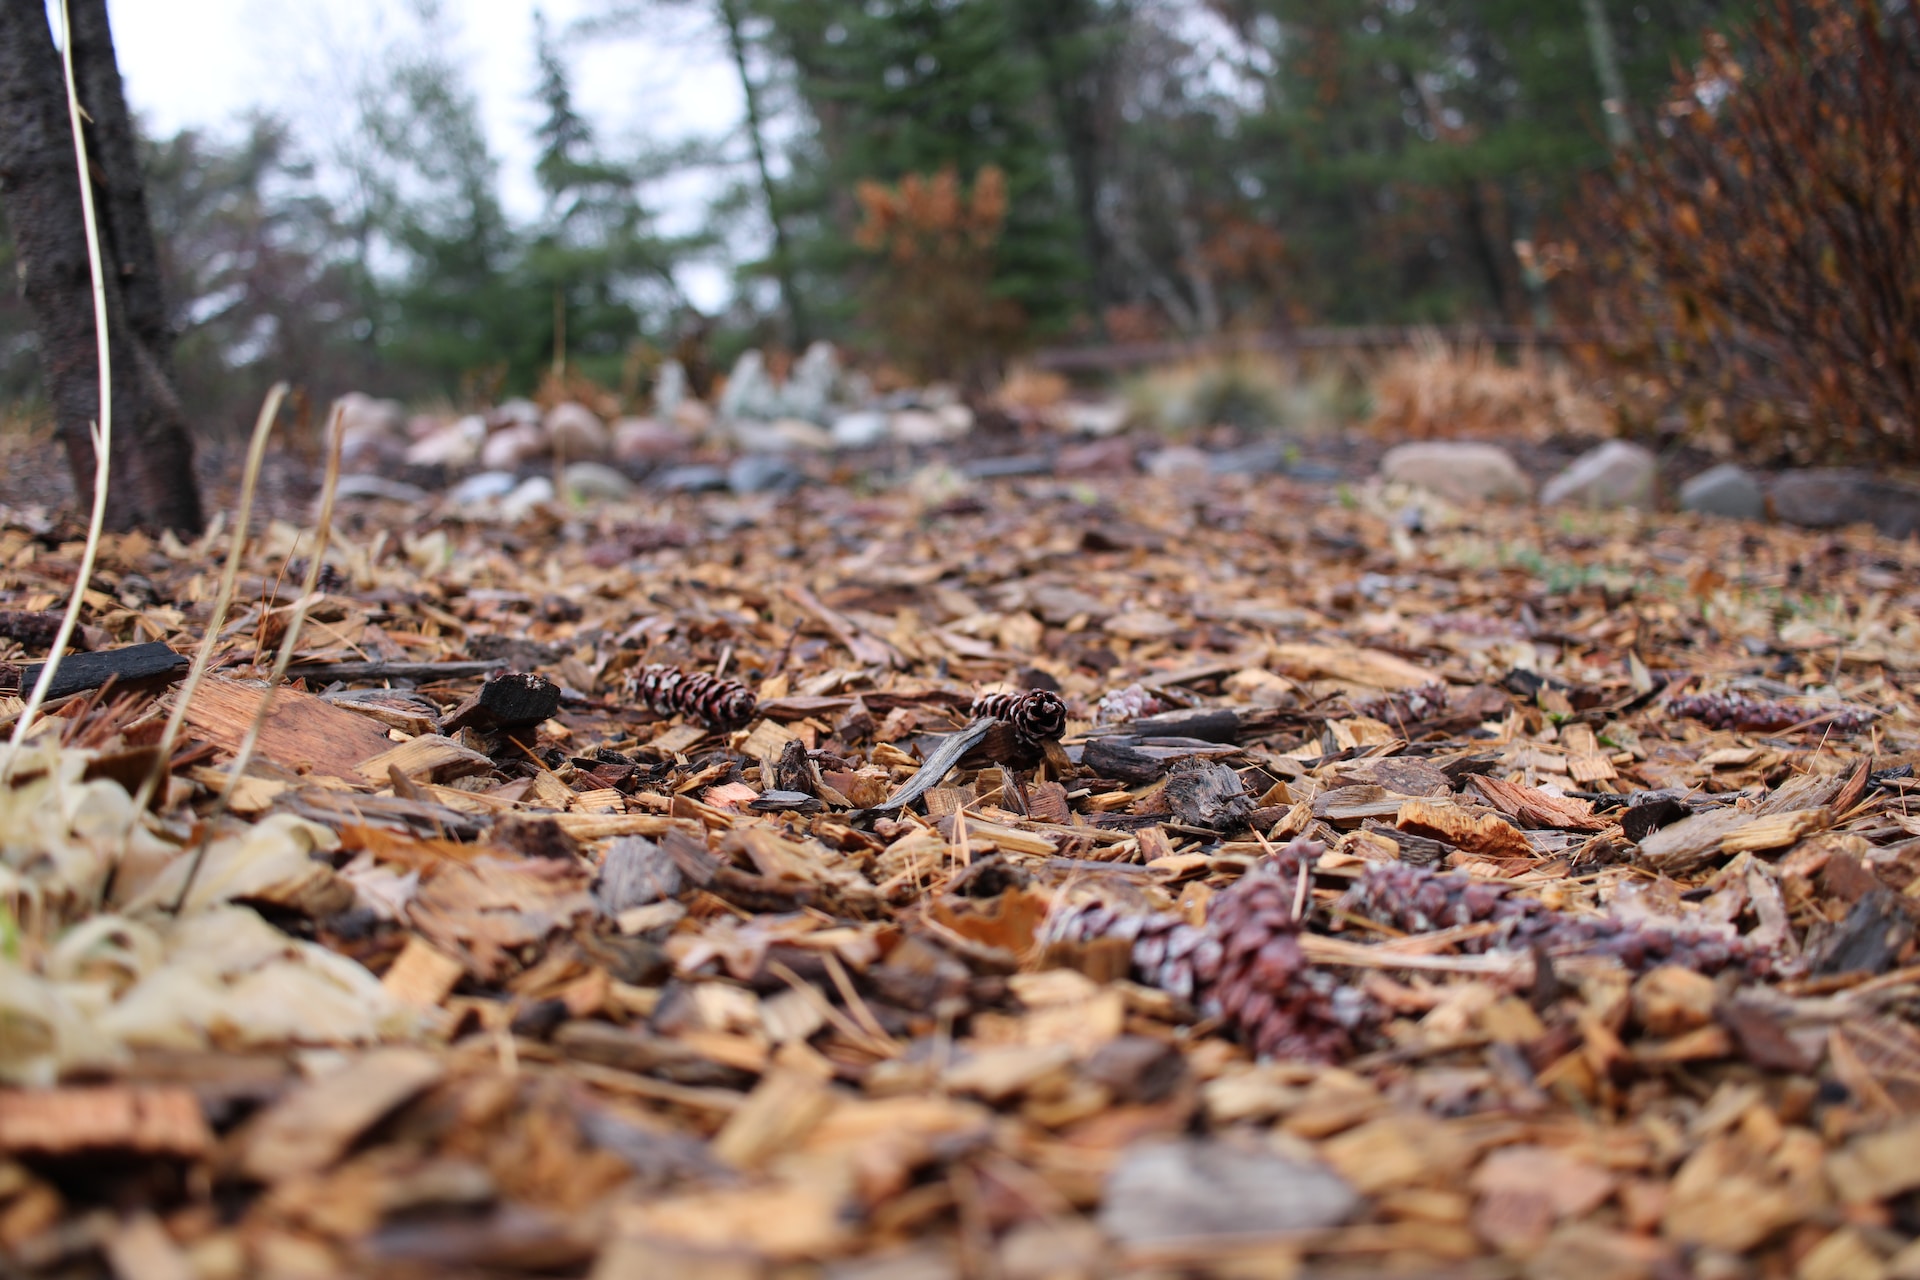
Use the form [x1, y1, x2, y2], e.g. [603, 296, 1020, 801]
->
[333, 474, 429, 504]
[830, 411, 890, 449]
[1769, 468, 1920, 538]
[1143, 445, 1210, 480]
[1100, 1138, 1358, 1250]
[479, 422, 548, 470]
[1540, 440, 1657, 510]
[1379, 441, 1531, 504]
[1054, 438, 1135, 477]
[500, 476, 555, 520]
[1679, 463, 1765, 520]
[446, 471, 518, 505]
[403, 416, 487, 469]
[563, 461, 636, 502]
[652, 464, 729, 493]
[728, 454, 805, 495]
[1208, 441, 1292, 475]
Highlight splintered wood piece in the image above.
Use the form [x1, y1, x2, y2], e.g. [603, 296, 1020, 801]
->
[709, 1069, 836, 1170]
[380, 937, 466, 1008]
[1469, 774, 1608, 831]
[359, 734, 495, 785]
[1396, 798, 1535, 861]
[1720, 808, 1833, 855]
[0, 1086, 210, 1158]
[240, 1049, 445, 1181]
[174, 674, 396, 782]
[1164, 759, 1253, 832]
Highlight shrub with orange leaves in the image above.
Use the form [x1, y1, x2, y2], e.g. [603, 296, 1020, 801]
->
[852, 166, 1025, 386]
[1578, 0, 1920, 464]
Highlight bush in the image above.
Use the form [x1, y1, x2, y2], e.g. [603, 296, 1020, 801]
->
[1580, 0, 1920, 464]
[1365, 340, 1611, 443]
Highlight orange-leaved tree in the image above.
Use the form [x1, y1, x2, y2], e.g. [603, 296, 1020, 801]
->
[852, 165, 1025, 387]
[1579, 0, 1919, 464]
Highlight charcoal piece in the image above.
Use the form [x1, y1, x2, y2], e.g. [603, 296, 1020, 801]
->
[1622, 791, 1693, 843]
[443, 671, 562, 733]
[593, 836, 684, 913]
[773, 738, 817, 796]
[1164, 758, 1253, 832]
[1812, 890, 1915, 976]
[5, 640, 186, 700]
[1081, 735, 1170, 785]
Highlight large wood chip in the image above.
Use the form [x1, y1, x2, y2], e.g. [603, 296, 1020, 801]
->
[240, 1049, 445, 1181]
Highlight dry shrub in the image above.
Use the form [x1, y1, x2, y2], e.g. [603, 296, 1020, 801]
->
[1125, 354, 1347, 438]
[853, 166, 1025, 386]
[1578, 0, 1920, 463]
[1364, 341, 1612, 443]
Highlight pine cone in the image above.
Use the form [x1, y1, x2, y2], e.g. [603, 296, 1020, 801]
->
[628, 664, 758, 730]
[970, 689, 1068, 748]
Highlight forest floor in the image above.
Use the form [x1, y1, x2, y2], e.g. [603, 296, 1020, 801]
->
[2, 457, 1919, 1280]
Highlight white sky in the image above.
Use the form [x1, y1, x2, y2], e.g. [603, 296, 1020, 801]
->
[97, 0, 747, 308]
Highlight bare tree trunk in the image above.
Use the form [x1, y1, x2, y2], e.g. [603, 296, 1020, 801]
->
[718, 0, 809, 347]
[0, 0, 203, 534]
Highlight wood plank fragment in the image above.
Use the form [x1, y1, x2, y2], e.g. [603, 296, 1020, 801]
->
[175, 674, 395, 782]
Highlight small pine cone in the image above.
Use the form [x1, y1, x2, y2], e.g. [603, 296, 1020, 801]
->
[970, 689, 1068, 748]
[629, 663, 758, 729]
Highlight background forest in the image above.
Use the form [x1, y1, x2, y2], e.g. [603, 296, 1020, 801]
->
[0, 0, 1756, 433]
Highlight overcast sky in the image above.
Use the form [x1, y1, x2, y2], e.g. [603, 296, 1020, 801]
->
[95, 0, 747, 305]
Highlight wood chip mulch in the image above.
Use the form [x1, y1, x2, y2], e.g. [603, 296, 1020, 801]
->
[1, 468, 1918, 1279]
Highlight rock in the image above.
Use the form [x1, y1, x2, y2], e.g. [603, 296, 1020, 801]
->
[779, 340, 839, 422]
[500, 476, 555, 520]
[830, 411, 890, 449]
[1379, 441, 1532, 504]
[1143, 445, 1210, 480]
[544, 402, 609, 460]
[1540, 440, 1657, 510]
[1099, 1138, 1358, 1250]
[728, 454, 805, 495]
[333, 391, 406, 440]
[718, 349, 779, 422]
[333, 474, 429, 504]
[770, 418, 835, 451]
[961, 454, 1052, 480]
[651, 359, 687, 420]
[339, 427, 404, 475]
[891, 408, 965, 446]
[731, 418, 833, 453]
[652, 464, 729, 493]
[1769, 468, 1920, 538]
[937, 403, 974, 437]
[1054, 438, 1136, 478]
[612, 417, 690, 464]
[672, 398, 714, 434]
[480, 422, 548, 471]
[562, 461, 636, 503]
[403, 415, 487, 468]
[491, 398, 541, 428]
[1679, 463, 1765, 520]
[1208, 441, 1292, 475]
[1061, 399, 1130, 437]
[446, 471, 518, 506]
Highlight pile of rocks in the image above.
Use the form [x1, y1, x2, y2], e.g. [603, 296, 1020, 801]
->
[1377, 439, 1920, 538]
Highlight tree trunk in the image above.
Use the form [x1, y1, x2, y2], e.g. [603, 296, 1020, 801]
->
[0, 0, 203, 534]
[718, 0, 809, 347]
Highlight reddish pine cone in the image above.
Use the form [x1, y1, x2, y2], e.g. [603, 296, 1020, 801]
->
[969, 688, 1068, 747]
[629, 664, 758, 729]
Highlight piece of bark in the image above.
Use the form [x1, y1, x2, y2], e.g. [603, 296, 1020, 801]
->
[442, 671, 563, 733]
[0, 1086, 210, 1158]
[175, 674, 395, 782]
[1812, 890, 1916, 976]
[1396, 798, 1535, 861]
[493, 814, 585, 862]
[1164, 758, 1253, 832]
[5, 640, 186, 700]
[594, 836, 684, 914]
[1621, 791, 1691, 843]
[359, 734, 495, 786]
[661, 826, 720, 887]
[239, 1049, 445, 1181]
[319, 687, 442, 736]
[1080, 736, 1172, 785]
[773, 738, 818, 796]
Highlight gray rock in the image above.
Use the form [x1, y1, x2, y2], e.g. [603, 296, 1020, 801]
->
[779, 340, 840, 422]
[1208, 441, 1292, 475]
[1769, 469, 1920, 539]
[562, 461, 636, 502]
[1143, 445, 1210, 479]
[544, 402, 609, 460]
[333, 474, 428, 504]
[333, 391, 407, 440]
[1099, 1139, 1358, 1250]
[830, 410, 891, 449]
[612, 417, 690, 464]
[651, 359, 687, 421]
[500, 476, 555, 520]
[728, 454, 805, 495]
[718, 349, 779, 423]
[1680, 463, 1766, 520]
[401, 415, 487, 468]
[479, 421, 547, 471]
[446, 470, 518, 506]
[1379, 441, 1532, 504]
[1540, 440, 1658, 510]
[652, 464, 729, 493]
[491, 397, 541, 428]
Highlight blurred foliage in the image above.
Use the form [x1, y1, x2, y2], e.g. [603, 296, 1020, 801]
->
[1578, 0, 1920, 464]
[852, 165, 1022, 383]
[1364, 340, 1612, 443]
